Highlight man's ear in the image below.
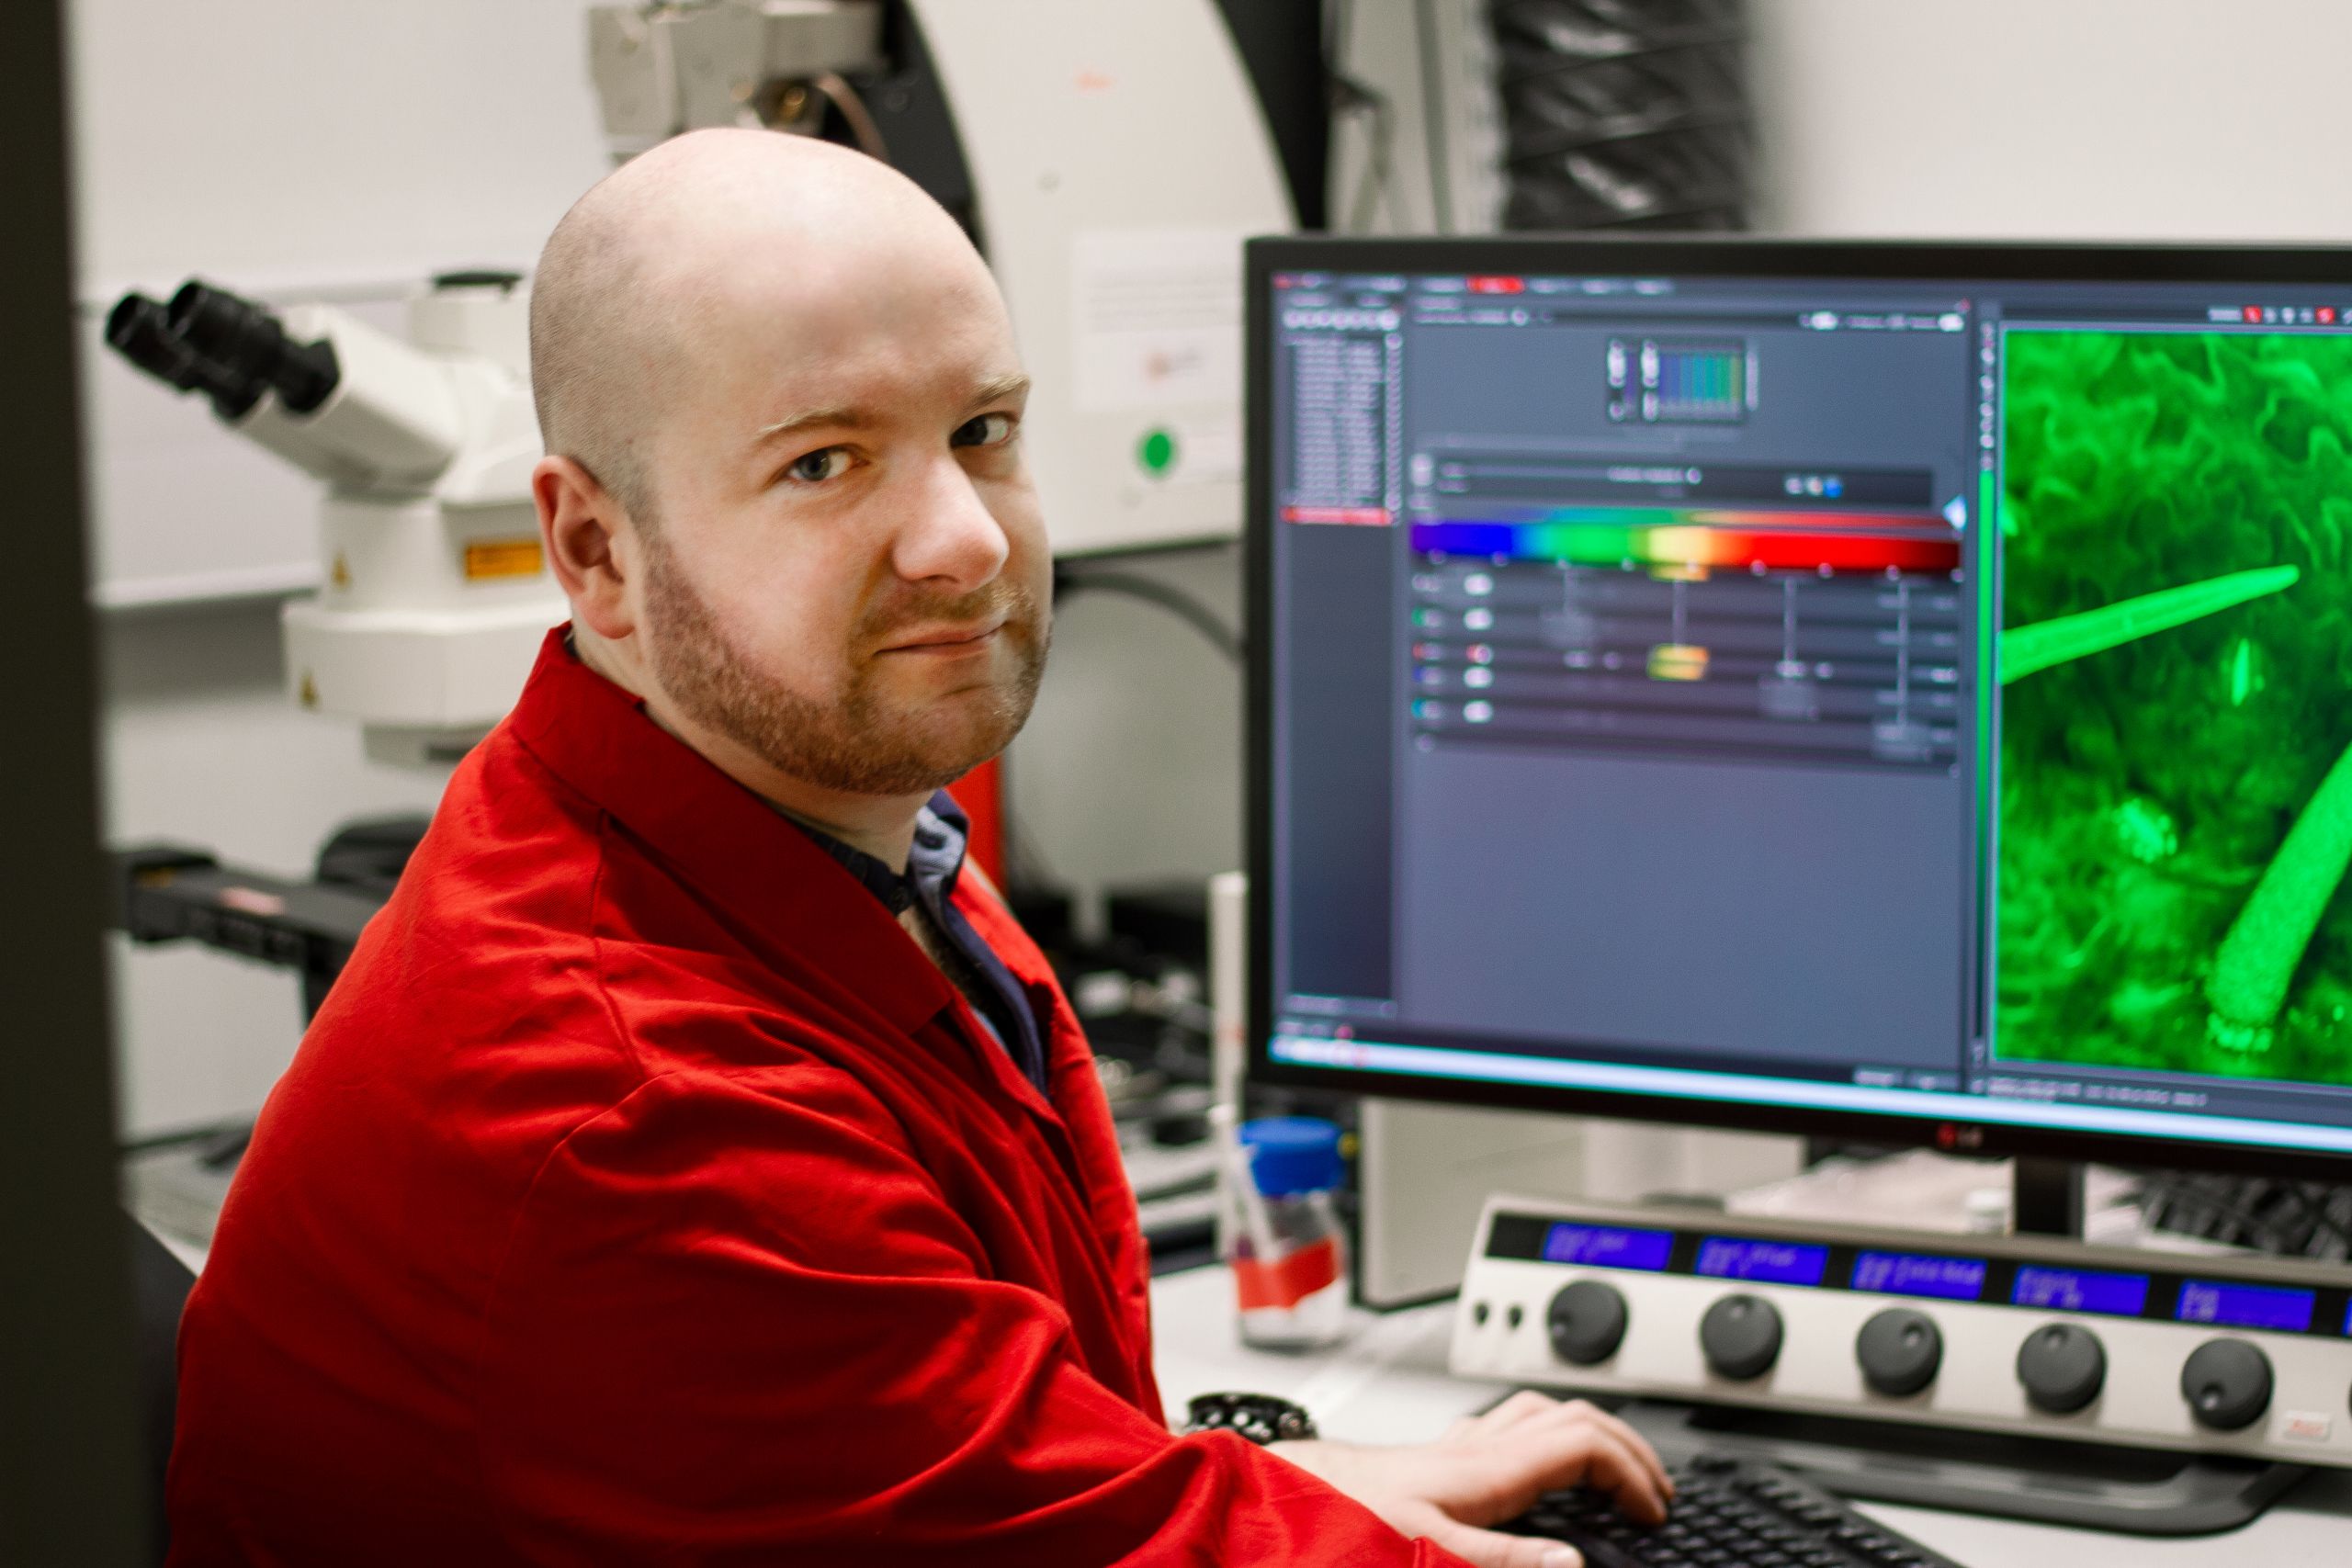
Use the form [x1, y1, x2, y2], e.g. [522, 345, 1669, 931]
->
[535, 455, 636, 642]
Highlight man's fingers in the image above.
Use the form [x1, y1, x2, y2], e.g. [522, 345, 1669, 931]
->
[1565, 1401, 1672, 1501]
[1425, 1516, 1582, 1568]
[1473, 1389, 1563, 1436]
[1561, 1425, 1669, 1524]
[1470, 1395, 1672, 1506]
[1473, 1407, 1667, 1526]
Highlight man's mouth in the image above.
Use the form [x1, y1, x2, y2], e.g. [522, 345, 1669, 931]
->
[879, 614, 1010, 654]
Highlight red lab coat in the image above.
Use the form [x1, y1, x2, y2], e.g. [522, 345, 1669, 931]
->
[166, 631, 1454, 1565]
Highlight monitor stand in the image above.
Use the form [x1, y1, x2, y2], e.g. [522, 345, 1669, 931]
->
[2009, 1155, 2088, 1239]
[1619, 1156, 2310, 1534]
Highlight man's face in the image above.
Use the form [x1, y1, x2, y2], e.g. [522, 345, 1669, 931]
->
[628, 240, 1050, 797]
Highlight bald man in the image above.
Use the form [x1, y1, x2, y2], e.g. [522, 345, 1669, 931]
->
[165, 130, 1667, 1567]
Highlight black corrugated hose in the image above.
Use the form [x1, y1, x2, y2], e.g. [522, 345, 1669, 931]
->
[1487, 0, 1752, 231]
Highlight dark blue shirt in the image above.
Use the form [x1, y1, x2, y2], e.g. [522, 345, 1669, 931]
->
[786, 792, 1049, 1092]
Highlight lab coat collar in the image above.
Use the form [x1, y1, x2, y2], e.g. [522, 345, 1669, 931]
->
[503, 627, 959, 1039]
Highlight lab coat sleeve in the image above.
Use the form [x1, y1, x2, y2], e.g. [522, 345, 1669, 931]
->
[474, 1065, 1457, 1567]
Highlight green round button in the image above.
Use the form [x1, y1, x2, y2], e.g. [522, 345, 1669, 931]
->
[1138, 427, 1178, 475]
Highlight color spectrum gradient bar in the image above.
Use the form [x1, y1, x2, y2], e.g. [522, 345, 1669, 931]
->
[1413, 518, 1960, 575]
[1434, 506, 1945, 533]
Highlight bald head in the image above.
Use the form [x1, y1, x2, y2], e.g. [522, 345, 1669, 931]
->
[528, 129, 988, 526]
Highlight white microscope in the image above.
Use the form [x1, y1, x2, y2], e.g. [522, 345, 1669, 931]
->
[105, 274, 557, 766]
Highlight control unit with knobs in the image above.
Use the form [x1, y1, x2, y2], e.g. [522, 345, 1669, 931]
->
[1453, 1196, 2352, 1470]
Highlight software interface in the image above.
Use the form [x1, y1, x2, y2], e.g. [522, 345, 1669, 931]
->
[1264, 263, 2352, 1155]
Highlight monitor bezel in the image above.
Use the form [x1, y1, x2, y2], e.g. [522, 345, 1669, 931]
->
[1245, 233, 2352, 1182]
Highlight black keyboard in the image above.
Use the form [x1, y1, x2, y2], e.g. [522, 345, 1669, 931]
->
[1508, 1450, 1964, 1568]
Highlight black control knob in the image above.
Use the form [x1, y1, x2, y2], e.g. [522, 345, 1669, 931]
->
[2017, 1322, 2106, 1414]
[2180, 1339, 2273, 1432]
[1856, 1307, 1943, 1397]
[1700, 1293, 1783, 1381]
[1546, 1280, 1629, 1365]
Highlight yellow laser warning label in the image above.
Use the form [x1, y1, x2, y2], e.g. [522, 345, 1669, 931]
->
[464, 537, 545, 580]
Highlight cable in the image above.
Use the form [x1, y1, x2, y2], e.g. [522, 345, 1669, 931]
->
[1053, 568, 1245, 665]
[809, 71, 889, 163]
[753, 73, 890, 164]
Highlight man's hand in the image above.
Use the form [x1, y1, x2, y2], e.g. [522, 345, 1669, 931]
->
[1269, 1391, 1673, 1568]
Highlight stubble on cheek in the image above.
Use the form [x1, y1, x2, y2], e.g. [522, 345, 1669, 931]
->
[640, 538, 1048, 795]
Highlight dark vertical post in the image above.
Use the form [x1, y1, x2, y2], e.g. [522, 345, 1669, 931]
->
[2012, 1157, 2087, 1239]
[0, 3, 150, 1562]
[1213, 0, 1329, 230]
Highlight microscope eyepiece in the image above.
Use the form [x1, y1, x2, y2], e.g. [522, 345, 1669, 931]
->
[105, 291, 265, 418]
[165, 280, 341, 415]
[107, 293, 203, 389]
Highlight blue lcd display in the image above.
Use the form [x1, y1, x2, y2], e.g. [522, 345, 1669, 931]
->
[2011, 1265, 2149, 1316]
[1541, 1224, 1673, 1271]
[2176, 1280, 2315, 1334]
[1850, 1251, 1987, 1302]
[1695, 1237, 1829, 1286]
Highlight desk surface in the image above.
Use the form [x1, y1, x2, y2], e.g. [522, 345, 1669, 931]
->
[1148, 1267, 2352, 1567]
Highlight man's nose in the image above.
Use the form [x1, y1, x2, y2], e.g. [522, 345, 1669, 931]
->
[890, 452, 1010, 592]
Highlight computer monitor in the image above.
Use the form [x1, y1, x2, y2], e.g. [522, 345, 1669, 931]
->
[1247, 237, 2352, 1184]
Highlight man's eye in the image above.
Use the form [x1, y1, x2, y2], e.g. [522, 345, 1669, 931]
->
[953, 412, 1016, 448]
[788, 447, 853, 483]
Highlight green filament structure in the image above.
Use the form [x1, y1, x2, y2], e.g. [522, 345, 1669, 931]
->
[2206, 739, 2352, 1053]
[1998, 566, 2300, 684]
[1996, 329, 2352, 1085]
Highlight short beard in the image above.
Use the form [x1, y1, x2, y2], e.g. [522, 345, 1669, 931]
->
[639, 533, 1046, 797]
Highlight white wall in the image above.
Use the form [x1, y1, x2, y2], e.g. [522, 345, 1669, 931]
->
[69, 1, 609, 292]
[1749, 0, 2352, 242]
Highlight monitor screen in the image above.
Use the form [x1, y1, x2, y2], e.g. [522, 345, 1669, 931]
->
[1248, 239, 2352, 1173]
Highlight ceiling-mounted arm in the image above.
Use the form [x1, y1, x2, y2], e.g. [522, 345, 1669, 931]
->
[588, 0, 888, 160]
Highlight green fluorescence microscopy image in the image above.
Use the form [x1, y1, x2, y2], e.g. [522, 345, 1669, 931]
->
[1996, 328, 2352, 1085]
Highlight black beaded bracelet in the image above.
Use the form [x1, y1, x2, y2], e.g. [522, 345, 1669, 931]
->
[1181, 1391, 1318, 1447]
